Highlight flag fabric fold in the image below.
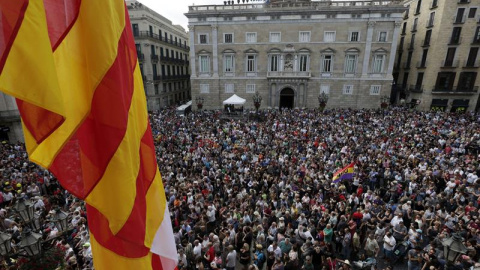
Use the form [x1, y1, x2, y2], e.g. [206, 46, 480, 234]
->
[0, 0, 177, 269]
[332, 162, 355, 183]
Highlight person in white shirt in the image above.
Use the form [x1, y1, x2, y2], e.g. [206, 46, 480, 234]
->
[390, 213, 404, 227]
[383, 231, 396, 262]
[225, 245, 237, 270]
[193, 240, 202, 259]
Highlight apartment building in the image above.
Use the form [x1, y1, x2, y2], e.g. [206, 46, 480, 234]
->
[127, 1, 191, 110]
[394, 0, 480, 112]
[186, 0, 405, 110]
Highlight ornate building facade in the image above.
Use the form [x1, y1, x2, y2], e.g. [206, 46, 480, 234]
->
[186, 0, 405, 110]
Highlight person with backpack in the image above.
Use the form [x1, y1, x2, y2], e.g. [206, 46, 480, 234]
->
[254, 244, 266, 270]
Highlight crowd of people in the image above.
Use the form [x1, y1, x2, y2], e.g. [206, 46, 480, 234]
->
[1, 107, 480, 270]
[153, 107, 480, 270]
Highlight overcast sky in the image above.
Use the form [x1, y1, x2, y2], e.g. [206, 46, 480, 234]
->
[138, 0, 218, 31]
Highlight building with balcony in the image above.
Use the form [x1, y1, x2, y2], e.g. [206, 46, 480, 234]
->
[127, 1, 191, 110]
[394, 0, 480, 112]
[186, 0, 405, 110]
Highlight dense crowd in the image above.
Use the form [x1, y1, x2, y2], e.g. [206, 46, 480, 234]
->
[2, 107, 480, 270]
[152, 107, 480, 270]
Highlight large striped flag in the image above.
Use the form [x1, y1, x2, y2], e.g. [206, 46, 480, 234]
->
[0, 1, 177, 269]
[332, 162, 355, 184]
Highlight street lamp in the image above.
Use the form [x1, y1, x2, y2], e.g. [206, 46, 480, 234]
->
[13, 197, 35, 224]
[20, 229, 43, 257]
[51, 208, 69, 233]
[252, 92, 262, 113]
[442, 233, 467, 264]
[318, 92, 329, 111]
[195, 96, 204, 110]
[0, 232, 12, 257]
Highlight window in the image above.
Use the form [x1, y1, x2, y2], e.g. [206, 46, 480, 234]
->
[450, 27, 462, 44]
[299, 31, 311, 42]
[415, 73, 424, 89]
[199, 34, 208, 44]
[350, 31, 360, 42]
[270, 32, 281, 43]
[224, 54, 234, 73]
[444, 48, 456, 66]
[420, 49, 428, 67]
[299, 55, 309, 72]
[469, 8, 477, 18]
[324, 31, 336, 42]
[435, 72, 456, 90]
[320, 85, 330, 95]
[415, 0, 422, 14]
[431, 0, 438, 8]
[474, 27, 480, 43]
[372, 54, 385, 73]
[410, 34, 415, 49]
[224, 33, 233, 43]
[246, 55, 256, 72]
[269, 54, 280, 72]
[412, 18, 418, 31]
[458, 72, 477, 91]
[199, 55, 210, 73]
[344, 54, 357, 74]
[378, 31, 387, 42]
[402, 22, 407, 35]
[370, 85, 381, 95]
[200, 84, 210, 93]
[343, 85, 353, 95]
[466, 47, 479, 67]
[246, 32, 257, 43]
[225, 84, 234, 93]
[406, 51, 413, 68]
[424, 30, 432, 46]
[427, 12, 435, 27]
[455, 8, 466, 23]
[246, 84, 256, 93]
[321, 55, 333, 73]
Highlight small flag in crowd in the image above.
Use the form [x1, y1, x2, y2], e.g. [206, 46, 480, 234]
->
[332, 162, 355, 183]
[0, 1, 177, 269]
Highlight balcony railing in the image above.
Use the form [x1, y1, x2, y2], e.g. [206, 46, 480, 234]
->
[160, 56, 189, 65]
[416, 61, 427, 68]
[138, 53, 145, 62]
[441, 60, 459, 68]
[464, 60, 480, 68]
[409, 84, 424, 93]
[449, 37, 462, 45]
[426, 20, 434, 28]
[267, 71, 311, 78]
[133, 31, 190, 50]
[189, 1, 400, 12]
[151, 54, 159, 62]
[453, 15, 466, 24]
[432, 86, 478, 93]
[458, 0, 471, 4]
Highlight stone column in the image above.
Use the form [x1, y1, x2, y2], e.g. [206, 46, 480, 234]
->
[211, 24, 219, 78]
[189, 25, 197, 78]
[387, 21, 402, 76]
[362, 21, 376, 77]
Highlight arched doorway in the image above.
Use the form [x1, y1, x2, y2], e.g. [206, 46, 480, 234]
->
[279, 88, 295, 109]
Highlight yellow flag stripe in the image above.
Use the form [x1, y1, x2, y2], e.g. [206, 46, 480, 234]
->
[144, 170, 167, 247]
[85, 64, 146, 234]
[26, 0, 126, 168]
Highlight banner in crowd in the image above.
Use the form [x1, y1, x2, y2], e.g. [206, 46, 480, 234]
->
[332, 162, 355, 183]
[0, 1, 176, 269]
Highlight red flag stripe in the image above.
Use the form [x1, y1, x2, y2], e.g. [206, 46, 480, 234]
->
[49, 15, 137, 199]
[86, 128, 158, 258]
[43, 0, 81, 50]
[0, 0, 28, 73]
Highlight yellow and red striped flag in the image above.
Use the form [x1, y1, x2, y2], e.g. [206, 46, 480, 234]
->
[0, 1, 177, 269]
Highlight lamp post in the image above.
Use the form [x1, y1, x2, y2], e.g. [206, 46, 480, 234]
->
[195, 96, 204, 110]
[252, 92, 262, 114]
[380, 95, 390, 109]
[318, 92, 329, 112]
[442, 233, 467, 269]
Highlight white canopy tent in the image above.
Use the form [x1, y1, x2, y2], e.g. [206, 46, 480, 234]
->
[222, 94, 246, 105]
